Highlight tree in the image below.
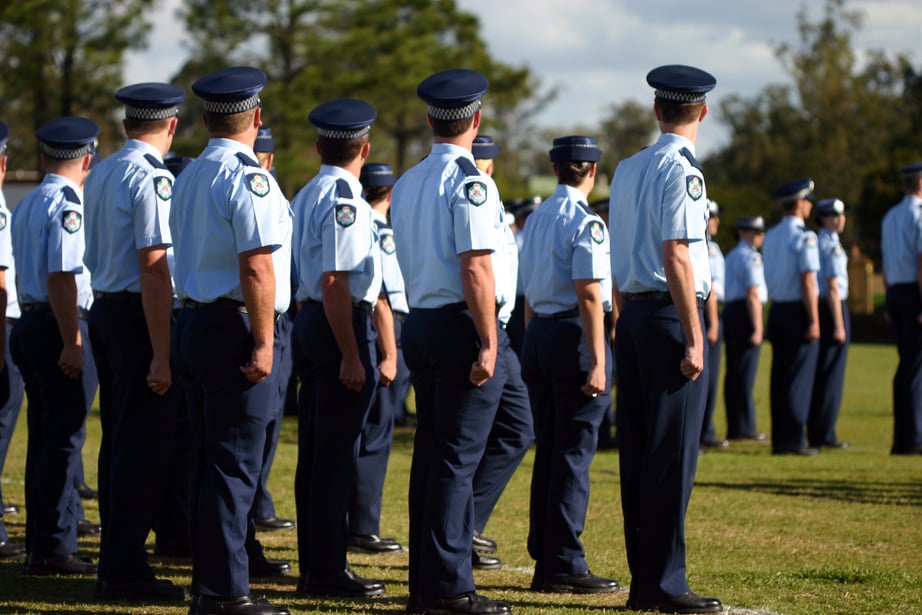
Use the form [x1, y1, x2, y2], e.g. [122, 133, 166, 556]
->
[0, 0, 155, 169]
[597, 100, 658, 182]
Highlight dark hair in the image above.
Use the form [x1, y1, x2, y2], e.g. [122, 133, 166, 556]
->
[205, 108, 256, 135]
[318, 135, 368, 166]
[431, 115, 474, 138]
[364, 185, 390, 204]
[657, 100, 705, 125]
[554, 160, 593, 187]
[903, 176, 922, 193]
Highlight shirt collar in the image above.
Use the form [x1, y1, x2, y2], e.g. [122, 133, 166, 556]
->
[657, 132, 695, 155]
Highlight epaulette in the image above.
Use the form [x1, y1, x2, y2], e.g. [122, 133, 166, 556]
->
[680, 147, 703, 172]
[456, 156, 479, 177]
[235, 152, 260, 168]
[61, 186, 81, 205]
[335, 178, 353, 199]
[143, 154, 168, 170]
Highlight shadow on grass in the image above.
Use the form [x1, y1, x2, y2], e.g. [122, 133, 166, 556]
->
[696, 478, 922, 506]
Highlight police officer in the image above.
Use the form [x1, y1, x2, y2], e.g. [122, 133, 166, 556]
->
[609, 65, 723, 614]
[290, 99, 391, 598]
[82, 82, 188, 602]
[702, 200, 728, 449]
[763, 178, 821, 456]
[0, 121, 26, 559]
[519, 135, 618, 594]
[470, 136, 534, 571]
[10, 116, 99, 576]
[505, 196, 541, 356]
[390, 68, 510, 615]
[880, 163, 922, 455]
[346, 162, 408, 556]
[722, 216, 768, 441]
[169, 66, 292, 615]
[250, 125, 296, 533]
[808, 198, 850, 450]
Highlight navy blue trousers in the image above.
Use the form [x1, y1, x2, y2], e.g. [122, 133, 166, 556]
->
[616, 300, 707, 603]
[294, 302, 377, 573]
[886, 284, 922, 453]
[403, 306, 504, 600]
[10, 310, 88, 556]
[472, 326, 533, 534]
[89, 296, 186, 583]
[808, 299, 850, 447]
[522, 316, 607, 576]
[172, 305, 277, 597]
[766, 302, 819, 452]
[0, 321, 24, 513]
[722, 301, 762, 439]
[701, 314, 722, 442]
[350, 315, 410, 537]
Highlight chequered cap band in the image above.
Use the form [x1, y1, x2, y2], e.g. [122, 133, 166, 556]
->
[655, 89, 707, 103]
[551, 143, 599, 154]
[202, 94, 260, 115]
[42, 141, 96, 159]
[125, 105, 180, 120]
[428, 99, 481, 121]
[363, 168, 391, 177]
[316, 125, 371, 140]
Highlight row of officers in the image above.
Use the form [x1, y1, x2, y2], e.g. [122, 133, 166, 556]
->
[0, 61, 918, 615]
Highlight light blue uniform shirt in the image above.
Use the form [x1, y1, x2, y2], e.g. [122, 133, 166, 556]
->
[291, 165, 381, 306]
[881, 195, 922, 285]
[817, 228, 848, 300]
[708, 237, 725, 302]
[11, 173, 91, 306]
[724, 240, 767, 303]
[84, 139, 173, 293]
[609, 132, 711, 297]
[520, 184, 611, 315]
[495, 223, 519, 326]
[372, 209, 409, 315]
[390, 143, 504, 309]
[0, 192, 19, 319]
[762, 216, 820, 302]
[170, 138, 292, 313]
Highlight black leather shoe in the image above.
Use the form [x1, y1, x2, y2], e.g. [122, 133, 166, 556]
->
[297, 568, 386, 598]
[422, 592, 511, 615]
[24, 553, 97, 576]
[628, 592, 722, 613]
[891, 444, 922, 455]
[538, 570, 620, 594]
[77, 483, 99, 500]
[0, 541, 26, 559]
[729, 432, 767, 441]
[249, 555, 291, 577]
[2, 503, 19, 515]
[189, 594, 290, 615]
[773, 447, 820, 456]
[472, 531, 497, 554]
[77, 519, 102, 536]
[96, 578, 189, 602]
[347, 533, 403, 554]
[254, 516, 295, 531]
[472, 551, 502, 570]
[701, 438, 729, 449]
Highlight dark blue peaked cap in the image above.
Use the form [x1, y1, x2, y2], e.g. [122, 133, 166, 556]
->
[309, 98, 377, 140]
[192, 66, 266, 114]
[549, 135, 602, 163]
[36, 117, 99, 159]
[647, 65, 716, 103]
[115, 83, 185, 120]
[815, 198, 847, 216]
[772, 178, 815, 203]
[736, 215, 766, 232]
[254, 126, 275, 153]
[0, 121, 8, 153]
[472, 135, 501, 160]
[360, 162, 396, 189]
[417, 69, 489, 121]
[899, 162, 922, 179]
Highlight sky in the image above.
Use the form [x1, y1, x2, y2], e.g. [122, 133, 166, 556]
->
[123, 0, 922, 155]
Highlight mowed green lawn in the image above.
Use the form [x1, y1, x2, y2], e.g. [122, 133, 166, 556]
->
[0, 342, 919, 615]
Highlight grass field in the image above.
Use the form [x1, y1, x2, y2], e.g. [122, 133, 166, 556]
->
[0, 342, 919, 615]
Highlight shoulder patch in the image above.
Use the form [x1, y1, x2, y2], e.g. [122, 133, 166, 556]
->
[335, 178, 354, 199]
[0, 212, 6, 231]
[236, 152, 260, 168]
[380, 233, 396, 255]
[62, 210, 82, 234]
[456, 156, 479, 177]
[61, 186, 81, 205]
[805, 233, 817, 248]
[154, 176, 173, 201]
[335, 204, 357, 227]
[686, 175, 703, 201]
[465, 181, 488, 206]
[680, 147, 703, 171]
[752, 254, 763, 266]
[589, 221, 605, 244]
[246, 173, 270, 197]
[143, 153, 168, 170]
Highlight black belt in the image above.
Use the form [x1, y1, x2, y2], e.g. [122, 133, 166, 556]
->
[536, 307, 580, 319]
[182, 297, 247, 313]
[432, 301, 501, 315]
[20, 302, 90, 319]
[94, 290, 142, 304]
[626, 291, 705, 308]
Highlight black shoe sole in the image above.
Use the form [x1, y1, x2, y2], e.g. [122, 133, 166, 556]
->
[297, 586, 386, 598]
